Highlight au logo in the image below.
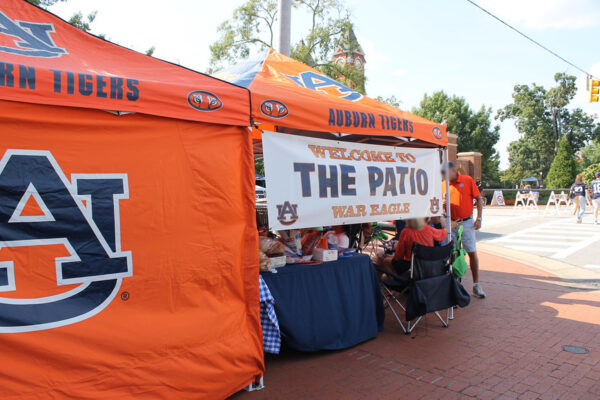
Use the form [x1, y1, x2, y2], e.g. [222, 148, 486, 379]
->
[260, 100, 289, 118]
[187, 90, 223, 111]
[0, 10, 67, 58]
[432, 127, 443, 140]
[276, 201, 299, 226]
[430, 197, 440, 214]
[283, 71, 363, 101]
[0, 150, 132, 333]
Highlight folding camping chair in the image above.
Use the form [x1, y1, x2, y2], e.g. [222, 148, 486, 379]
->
[377, 242, 470, 334]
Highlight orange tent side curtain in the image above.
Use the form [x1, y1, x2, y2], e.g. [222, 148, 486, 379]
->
[0, 100, 263, 399]
[0, 0, 251, 126]
[216, 49, 448, 146]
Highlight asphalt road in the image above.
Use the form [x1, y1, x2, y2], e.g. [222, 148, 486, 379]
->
[477, 206, 600, 270]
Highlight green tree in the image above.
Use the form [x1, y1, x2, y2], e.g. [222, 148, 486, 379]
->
[498, 73, 599, 176]
[500, 165, 525, 188]
[26, 0, 65, 6]
[209, 0, 278, 67]
[583, 163, 600, 184]
[503, 136, 548, 181]
[27, 0, 157, 52]
[27, 0, 105, 37]
[582, 141, 600, 168]
[412, 91, 501, 183]
[209, 0, 362, 90]
[255, 158, 265, 176]
[67, 10, 97, 33]
[546, 137, 576, 188]
[375, 95, 402, 108]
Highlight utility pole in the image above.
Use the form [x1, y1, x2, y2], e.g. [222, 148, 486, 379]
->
[277, 0, 291, 56]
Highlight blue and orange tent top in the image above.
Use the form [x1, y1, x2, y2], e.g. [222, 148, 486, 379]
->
[0, 0, 250, 126]
[216, 49, 447, 146]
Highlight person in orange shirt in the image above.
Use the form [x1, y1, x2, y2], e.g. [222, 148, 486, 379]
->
[392, 218, 447, 274]
[442, 162, 486, 298]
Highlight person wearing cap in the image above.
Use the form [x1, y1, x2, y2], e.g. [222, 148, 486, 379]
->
[442, 162, 486, 298]
[570, 175, 588, 224]
[589, 171, 600, 225]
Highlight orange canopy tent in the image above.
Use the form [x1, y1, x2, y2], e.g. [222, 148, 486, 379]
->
[0, 1, 262, 399]
[218, 49, 452, 236]
[216, 49, 447, 148]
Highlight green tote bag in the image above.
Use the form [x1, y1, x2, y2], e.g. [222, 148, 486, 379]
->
[452, 225, 468, 278]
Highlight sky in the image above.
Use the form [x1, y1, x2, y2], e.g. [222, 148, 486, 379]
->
[47, 0, 600, 169]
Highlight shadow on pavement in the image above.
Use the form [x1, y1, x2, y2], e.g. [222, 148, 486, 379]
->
[232, 257, 600, 400]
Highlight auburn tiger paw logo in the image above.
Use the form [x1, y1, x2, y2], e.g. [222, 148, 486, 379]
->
[430, 197, 440, 214]
[260, 100, 289, 118]
[0, 150, 132, 333]
[432, 127, 443, 140]
[276, 201, 298, 226]
[187, 90, 223, 111]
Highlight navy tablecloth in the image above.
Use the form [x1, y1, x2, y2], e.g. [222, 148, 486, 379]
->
[260, 253, 384, 352]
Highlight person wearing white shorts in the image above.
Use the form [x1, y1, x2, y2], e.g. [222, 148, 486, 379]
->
[590, 172, 600, 225]
[443, 162, 486, 299]
[452, 217, 477, 253]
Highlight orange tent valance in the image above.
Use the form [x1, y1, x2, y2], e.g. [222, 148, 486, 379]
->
[216, 49, 447, 146]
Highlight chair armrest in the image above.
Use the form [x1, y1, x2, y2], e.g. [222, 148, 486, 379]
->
[374, 265, 405, 282]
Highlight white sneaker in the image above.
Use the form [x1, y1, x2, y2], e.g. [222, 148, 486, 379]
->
[473, 283, 486, 298]
[577, 218, 582, 224]
[595, 220, 599, 225]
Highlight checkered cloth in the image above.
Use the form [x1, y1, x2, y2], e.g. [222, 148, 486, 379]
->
[259, 275, 281, 354]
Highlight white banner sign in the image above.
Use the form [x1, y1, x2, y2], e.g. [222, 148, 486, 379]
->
[263, 131, 443, 230]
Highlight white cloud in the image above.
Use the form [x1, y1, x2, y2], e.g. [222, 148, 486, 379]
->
[477, 0, 600, 30]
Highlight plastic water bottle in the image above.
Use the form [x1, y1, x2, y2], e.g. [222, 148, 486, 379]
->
[327, 233, 338, 250]
[294, 232, 302, 256]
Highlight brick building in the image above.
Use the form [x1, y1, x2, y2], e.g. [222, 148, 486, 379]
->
[447, 133, 482, 181]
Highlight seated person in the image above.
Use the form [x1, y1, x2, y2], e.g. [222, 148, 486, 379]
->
[393, 219, 406, 240]
[428, 216, 445, 246]
[392, 218, 447, 275]
[331, 225, 350, 248]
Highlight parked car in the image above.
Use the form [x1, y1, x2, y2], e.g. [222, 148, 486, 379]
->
[256, 185, 267, 202]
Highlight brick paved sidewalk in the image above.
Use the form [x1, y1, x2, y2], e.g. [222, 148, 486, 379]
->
[233, 252, 600, 400]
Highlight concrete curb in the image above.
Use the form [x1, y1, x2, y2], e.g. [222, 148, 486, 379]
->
[478, 242, 600, 291]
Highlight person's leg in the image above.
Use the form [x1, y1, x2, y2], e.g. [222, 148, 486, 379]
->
[459, 218, 485, 297]
[593, 199, 599, 222]
[468, 251, 480, 283]
[577, 198, 586, 221]
[391, 258, 410, 275]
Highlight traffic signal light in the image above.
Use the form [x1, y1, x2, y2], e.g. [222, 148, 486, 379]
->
[589, 78, 599, 102]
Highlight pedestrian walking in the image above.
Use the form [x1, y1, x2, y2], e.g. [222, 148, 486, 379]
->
[442, 162, 486, 298]
[570, 175, 587, 224]
[590, 171, 600, 225]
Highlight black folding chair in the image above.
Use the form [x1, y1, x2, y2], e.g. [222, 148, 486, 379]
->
[377, 242, 470, 334]
[346, 224, 363, 250]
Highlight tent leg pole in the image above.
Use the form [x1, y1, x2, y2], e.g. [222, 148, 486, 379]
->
[245, 376, 264, 391]
[444, 148, 452, 244]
